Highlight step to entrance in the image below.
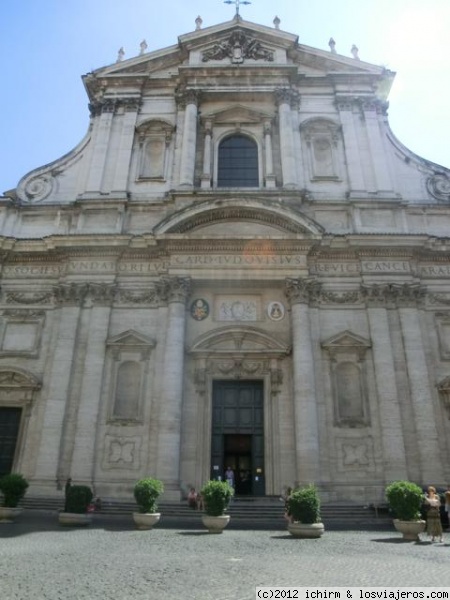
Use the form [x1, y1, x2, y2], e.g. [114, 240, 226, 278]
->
[20, 496, 392, 528]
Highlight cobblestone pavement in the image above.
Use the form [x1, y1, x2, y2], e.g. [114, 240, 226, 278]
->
[1, 511, 449, 600]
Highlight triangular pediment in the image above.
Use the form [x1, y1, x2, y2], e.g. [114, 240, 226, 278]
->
[202, 104, 272, 125]
[106, 329, 156, 348]
[322, 330, 371, 349]
[84, 17, 390, 97]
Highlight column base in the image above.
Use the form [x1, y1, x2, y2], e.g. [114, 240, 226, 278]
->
[200, 175, 211, 189]
[265, 175, 276, 188]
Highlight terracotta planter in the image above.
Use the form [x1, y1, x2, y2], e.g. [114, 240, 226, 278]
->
[393, 519, 426, 541]
[58, 512, 92, 526]
[0, 507, 22, 523]
[288, 522, 325, 538]
[132, 512, 161, 530]
[202, 514, 230, 533]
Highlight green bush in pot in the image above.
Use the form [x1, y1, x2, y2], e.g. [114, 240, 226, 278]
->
[287, 484, 321, 524]
[385, 480, 423, 521]
[134, 478, 164, 513]
[0, 473, 29, 508]
[65, 485, 93, 514]
[201, 480, 234, 516]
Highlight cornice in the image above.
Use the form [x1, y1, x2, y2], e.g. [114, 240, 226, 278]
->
[162, 239, 316, 253]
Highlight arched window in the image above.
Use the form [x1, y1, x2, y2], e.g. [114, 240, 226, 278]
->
[217, 135, 258, 187]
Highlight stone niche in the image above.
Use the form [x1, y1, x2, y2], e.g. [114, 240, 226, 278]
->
[321, 330, 371, 427]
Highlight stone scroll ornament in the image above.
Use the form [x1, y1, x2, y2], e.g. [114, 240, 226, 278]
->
[427, 174, 450, 202]
[202, 31, 274, 63]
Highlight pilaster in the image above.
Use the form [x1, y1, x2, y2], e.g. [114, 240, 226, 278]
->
[69, 284, 115, 484]
[275, 89, 298, 189]
[336, 98, 366, 194]
[361, 284, 408, 480]
[285, 277, 321, 484]
[34, 284, 87, 485]
[178, 90, 199, 188]
[156, 276, 191, 499]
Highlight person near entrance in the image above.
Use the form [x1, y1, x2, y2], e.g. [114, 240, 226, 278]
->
[225, 466, 235, 488]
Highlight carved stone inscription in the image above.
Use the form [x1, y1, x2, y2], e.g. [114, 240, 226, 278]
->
[171, 254, 306, 268]
[311, 261, 411, 276]
[1, 255, 305, 277]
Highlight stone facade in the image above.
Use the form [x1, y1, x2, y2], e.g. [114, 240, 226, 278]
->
[1, 15, 450, 503]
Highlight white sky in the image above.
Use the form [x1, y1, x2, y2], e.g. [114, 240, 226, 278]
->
[2, 0, 449, 194]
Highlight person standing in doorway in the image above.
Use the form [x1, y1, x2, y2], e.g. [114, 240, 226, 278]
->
[225, 466, 235, 488]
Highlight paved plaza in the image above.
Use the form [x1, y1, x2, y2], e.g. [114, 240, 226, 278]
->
[1, 511, 449, 600]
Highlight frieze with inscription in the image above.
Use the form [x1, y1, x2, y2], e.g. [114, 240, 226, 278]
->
[171, 254, 305, 268]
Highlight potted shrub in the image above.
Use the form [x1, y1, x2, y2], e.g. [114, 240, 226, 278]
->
[59, 484, 93, 526]
[0, 473, 29, 523]
[385, 480, 425, 541]
[133, 477, 164, 530]
[286, 484, 325, 538]
[200, 480, 234, 533]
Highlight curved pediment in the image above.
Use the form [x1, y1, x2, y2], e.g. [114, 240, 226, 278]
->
[154, 198, 324, 236]
[189, 325, 290, 355]
[0, 367, 41, 389]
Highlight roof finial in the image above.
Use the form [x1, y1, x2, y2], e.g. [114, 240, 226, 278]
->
[224, 0, 251, 18]
[273, 16, 280, 29]
[195, 15, 203, 30]
[116, 47, 125, 63]
[139, 40, 148, 55]
[351, 44, 360, 60]
[328, 38, 336, 53]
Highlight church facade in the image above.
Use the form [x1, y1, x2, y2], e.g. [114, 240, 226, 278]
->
[2, 15, 450, 503]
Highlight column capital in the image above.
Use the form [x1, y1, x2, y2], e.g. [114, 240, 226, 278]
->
[175, 88, 200, 108]
[335, 96, 387, 115]
[390, 283, 427, 307]
[361, 283, 427, 308]
[53, 283, 89, 306]
[285, 277, 321, 306]
[160, 276, 192, 304]
[274, 87, 299, 108]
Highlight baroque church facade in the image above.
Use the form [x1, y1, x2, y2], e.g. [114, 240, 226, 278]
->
[2, 14, 450, 503]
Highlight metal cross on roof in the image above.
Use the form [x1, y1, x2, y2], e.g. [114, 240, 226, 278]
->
[224, 0, 251, 17]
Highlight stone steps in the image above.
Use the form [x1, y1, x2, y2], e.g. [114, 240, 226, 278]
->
[20, 496, 391, 528]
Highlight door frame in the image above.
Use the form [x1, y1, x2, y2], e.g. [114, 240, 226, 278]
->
[188, 326, 290, 497]
[0, 367, 41, 475]
[211, 380, 265, 495]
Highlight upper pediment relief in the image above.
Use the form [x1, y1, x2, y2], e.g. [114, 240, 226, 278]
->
[84, 18, 391, 101]
[200, 29, 275, 64]
[201, 105, 272, 125]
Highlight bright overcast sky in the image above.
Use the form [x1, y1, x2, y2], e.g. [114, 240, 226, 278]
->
[2, 0, 449, 194]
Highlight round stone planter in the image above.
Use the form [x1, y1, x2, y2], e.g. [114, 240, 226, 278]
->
[132, 512, 161, 530]
[288, 522, 325, 538]
[393, 519, 426, 541]
[58, 512, 92, 526]
[202, 514, 230, 534]
[0, 507, 22, 523]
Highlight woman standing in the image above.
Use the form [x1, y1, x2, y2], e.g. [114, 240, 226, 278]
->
[424, 486, 443, 543]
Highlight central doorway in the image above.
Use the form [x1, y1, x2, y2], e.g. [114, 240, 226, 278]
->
[211, 380, 265, 496]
